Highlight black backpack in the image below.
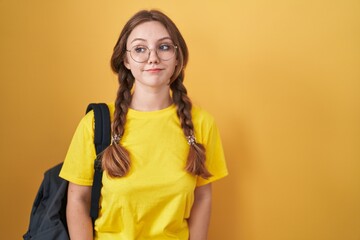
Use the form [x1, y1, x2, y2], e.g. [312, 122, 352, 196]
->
[23, 103, 110, 240]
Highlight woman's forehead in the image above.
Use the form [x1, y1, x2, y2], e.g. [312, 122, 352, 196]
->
[127, 21, 171, 44]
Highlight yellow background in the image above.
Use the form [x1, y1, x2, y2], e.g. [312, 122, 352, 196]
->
[1, 0, 359, 239]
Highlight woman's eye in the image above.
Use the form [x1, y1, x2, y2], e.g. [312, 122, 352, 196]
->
[134, 47, 147, 53]
[159, 44, 171, 51]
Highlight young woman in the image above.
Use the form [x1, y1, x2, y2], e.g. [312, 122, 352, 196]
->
[60, 9, 228, 240]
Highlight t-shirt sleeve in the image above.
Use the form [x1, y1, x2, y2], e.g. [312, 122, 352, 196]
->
[59, 111, 96, 186]
[196, 117, 228, 187]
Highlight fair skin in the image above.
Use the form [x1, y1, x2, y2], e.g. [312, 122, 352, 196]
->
[67, 20, 212, 240]
[124, 21, 176, 111]
[189, 184, 212, 240]
[66, 183, 93, 240]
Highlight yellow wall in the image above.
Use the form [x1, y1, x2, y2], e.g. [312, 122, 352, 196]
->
[1, 0, 359, 239]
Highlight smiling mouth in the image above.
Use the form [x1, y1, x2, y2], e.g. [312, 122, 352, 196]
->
[145, 68, 163, 73]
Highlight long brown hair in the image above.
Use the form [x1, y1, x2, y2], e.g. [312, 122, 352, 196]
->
[101, 9, 212, 179]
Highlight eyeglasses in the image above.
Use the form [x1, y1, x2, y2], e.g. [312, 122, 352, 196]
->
[126, 43, 178, 63]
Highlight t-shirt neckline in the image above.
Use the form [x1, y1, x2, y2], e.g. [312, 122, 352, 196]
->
[128, 104, 176, 118]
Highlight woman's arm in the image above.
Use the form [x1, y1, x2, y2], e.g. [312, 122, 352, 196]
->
[188, 183, 212, 240]
[66, 182, 93, 240]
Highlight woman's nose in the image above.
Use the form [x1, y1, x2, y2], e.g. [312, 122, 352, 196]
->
[147, 49, 160, 64]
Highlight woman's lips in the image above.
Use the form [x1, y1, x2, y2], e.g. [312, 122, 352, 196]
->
[145, 68, 163, 73]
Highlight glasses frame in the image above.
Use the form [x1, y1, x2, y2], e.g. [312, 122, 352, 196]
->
[126, 44, 178, 63]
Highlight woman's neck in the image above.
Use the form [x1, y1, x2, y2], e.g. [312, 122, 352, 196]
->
[130, 85, 172, 111]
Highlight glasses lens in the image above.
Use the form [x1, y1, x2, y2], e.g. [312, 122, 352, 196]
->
[130, 44, 177, 63]
[156, 44, 176, 61]
[130, 46, 149, 63]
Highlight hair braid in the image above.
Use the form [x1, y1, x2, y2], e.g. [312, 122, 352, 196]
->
[171, 76, 212, 179]
[101, 70, 134, 177]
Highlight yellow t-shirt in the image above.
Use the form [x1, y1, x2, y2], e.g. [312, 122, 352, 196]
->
[60, 103, 228, 239]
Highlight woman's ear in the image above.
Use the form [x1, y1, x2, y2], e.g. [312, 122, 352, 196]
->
[124, 57, 131, 70]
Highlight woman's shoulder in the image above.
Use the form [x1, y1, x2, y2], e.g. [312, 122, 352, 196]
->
[192, 105, 216, 126]
[107, 102, 115, 114]
[81, 102, 115, 127]
[85, 102, 115, 117]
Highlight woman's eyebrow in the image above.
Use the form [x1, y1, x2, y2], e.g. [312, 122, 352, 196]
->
[130, 38, 146, 44]
[130, 36, 172, 44]
[158, 37, 172, 42]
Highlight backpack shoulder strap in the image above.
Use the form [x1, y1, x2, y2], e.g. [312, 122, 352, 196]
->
[86, 103, 111, 154]
[86, 103, 111, 222]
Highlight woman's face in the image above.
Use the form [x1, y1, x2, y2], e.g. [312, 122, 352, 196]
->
[124, 21, 178, 90]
